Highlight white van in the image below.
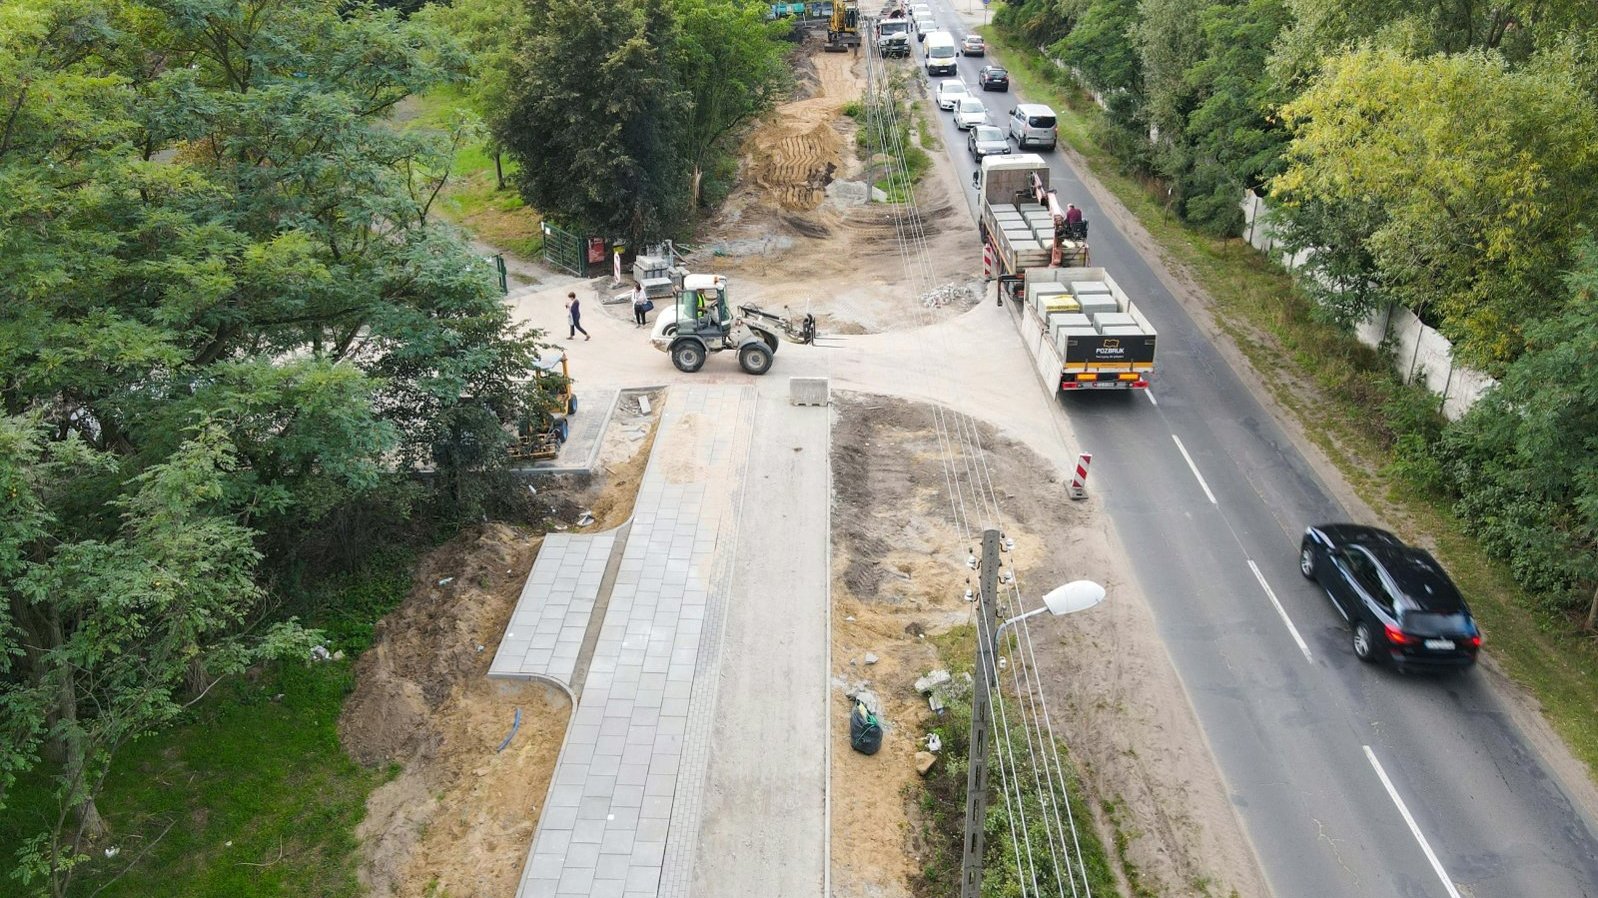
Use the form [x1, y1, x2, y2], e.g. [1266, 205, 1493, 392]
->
[923, 32, 957, 77]
[1008, 103, 1058, 150]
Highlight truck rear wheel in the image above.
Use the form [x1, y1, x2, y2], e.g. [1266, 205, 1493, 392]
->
[738, 343, 773, 375]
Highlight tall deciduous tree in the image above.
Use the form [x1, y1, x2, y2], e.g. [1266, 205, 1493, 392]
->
[0, 1, 560, 887]
[1439, 237, 1598, 623]
[673, 0, 790, 205]
[1270, 47, 1598, 366]
[496, 0, 690, 241]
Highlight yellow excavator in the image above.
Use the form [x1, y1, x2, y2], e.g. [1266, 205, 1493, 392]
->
[823, 0, 861, 52]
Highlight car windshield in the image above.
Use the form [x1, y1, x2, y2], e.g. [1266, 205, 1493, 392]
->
[940, 81, 966, 95]
[1027, 114, 1057, 128]
[973, 126, 1003, 141]
[986, 67, 1007, 77]
[958, 99, 984, 113]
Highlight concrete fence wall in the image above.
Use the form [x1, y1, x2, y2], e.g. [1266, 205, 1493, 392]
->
[1239, 192, 1497, 420]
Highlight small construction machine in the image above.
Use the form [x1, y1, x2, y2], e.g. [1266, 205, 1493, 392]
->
[508, 350, 576, 461]
[650, 274, 816, 375]
[824, 0, 861, 51]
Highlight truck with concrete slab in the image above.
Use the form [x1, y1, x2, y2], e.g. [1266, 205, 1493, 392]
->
[1012, 267, 1156, 392]
[974, 154, 1089, 302]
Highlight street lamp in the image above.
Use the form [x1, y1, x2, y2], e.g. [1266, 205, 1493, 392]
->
[961, 574, 1105, 898]
[992, 579, 1106, 645]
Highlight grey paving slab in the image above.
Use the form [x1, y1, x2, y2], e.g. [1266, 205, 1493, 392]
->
[515, 385, 757, 898]
[526, 388, 619, 474]
[490, 530, 619, 690]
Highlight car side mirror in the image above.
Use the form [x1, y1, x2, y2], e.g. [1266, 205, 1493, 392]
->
[971, 170, 979, 189]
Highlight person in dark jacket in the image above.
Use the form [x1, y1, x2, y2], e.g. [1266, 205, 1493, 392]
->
[566, 292, 591, 340]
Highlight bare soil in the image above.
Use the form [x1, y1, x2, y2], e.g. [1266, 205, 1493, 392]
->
[694, 43, 985, 336]
[342, 396, 661, 898]
[829, 393, 1268, 898]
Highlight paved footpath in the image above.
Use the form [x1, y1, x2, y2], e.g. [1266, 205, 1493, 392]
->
[495, 382, 834, 898]
[688, 381, 831, 897]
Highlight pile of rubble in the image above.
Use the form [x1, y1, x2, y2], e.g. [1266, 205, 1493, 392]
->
[920, 283, 976, 308]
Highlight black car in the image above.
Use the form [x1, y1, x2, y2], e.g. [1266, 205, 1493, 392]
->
[1300, 525, 1481, 671]
[978, 65, 1009, 91]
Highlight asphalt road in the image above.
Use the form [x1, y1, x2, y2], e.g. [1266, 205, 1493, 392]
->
[905, 6, 1598, 896]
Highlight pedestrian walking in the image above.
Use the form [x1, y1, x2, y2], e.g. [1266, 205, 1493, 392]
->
[632, 281, 649, 327]
[566, 292, 591, 340]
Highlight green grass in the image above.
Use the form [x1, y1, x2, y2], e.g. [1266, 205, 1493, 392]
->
[912, 626, 1119, 898]
[0, 555, 415, 898]
[401, 86, 544, 261]
[986, 25, 1598, 784]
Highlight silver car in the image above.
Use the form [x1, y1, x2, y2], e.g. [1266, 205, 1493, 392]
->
[954, 96, 987, 130]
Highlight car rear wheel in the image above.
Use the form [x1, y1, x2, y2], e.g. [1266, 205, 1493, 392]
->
[1352, 623, 1376, 663]
[1298, 544, 1315, 579]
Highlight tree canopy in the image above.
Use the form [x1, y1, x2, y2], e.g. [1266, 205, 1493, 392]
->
[1271, 47, 1598, 366]
[486, 0, 790, 242]
[0, 0, 559, 889]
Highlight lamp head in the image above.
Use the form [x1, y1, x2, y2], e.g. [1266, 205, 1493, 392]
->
[1041, 580, 1106, 617]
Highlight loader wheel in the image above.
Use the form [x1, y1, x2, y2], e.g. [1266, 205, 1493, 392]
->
[738, 343, 773, 376]
[566, 395, 578, 416]
[671, 339, 706, 373]
[760, 332, 779, 354]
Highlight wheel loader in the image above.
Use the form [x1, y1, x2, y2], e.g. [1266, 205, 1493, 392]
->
[649, 274, 816, 375]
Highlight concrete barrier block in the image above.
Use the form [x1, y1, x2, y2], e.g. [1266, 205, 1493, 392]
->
[789, 376, 830, 407]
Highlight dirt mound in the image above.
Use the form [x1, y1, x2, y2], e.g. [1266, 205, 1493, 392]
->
[340, 526, 535, 766]
[742, 43, 850, 212]
[339, 525, 573, 898]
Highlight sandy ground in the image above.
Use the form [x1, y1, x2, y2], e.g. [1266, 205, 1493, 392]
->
[827, 393, 1268, 898]
[340, 397, 660, 898]
[691, 47, 985, 336]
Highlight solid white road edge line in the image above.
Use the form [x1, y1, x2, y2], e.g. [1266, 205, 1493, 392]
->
[1145, 389, 1158, 405]
[1171, 434, 1218, 505]
[1247, 559, 1312, 662]
[1363, 746, 1464, 898]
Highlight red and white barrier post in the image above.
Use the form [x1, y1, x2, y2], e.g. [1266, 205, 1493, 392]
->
[1068, 453, 1092, 500]
[984, 243, 999, 304]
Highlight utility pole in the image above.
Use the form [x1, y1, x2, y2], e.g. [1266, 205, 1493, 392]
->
[960, 527, 1002, 898]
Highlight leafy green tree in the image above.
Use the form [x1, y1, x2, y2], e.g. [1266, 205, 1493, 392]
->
[1270, 47, 1598, 366]
[0, 1, 561, 886]
[1439, 237, 1598, 624]
[1051, 0, 1141, 99]
[496, 0, 690, 241]
[1270, 0, 1593, 86]
[413, 0, 524, 186]
[4, 420, 317, 897]
[674, 0, 790, 205]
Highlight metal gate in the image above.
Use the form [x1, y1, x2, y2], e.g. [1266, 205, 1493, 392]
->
[542, 221, 585, 276]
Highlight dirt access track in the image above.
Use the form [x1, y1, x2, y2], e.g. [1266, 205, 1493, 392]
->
[337, 37, 1266, 898]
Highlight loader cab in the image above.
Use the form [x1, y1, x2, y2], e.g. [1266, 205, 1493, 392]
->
[678, 274, 731, 333]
